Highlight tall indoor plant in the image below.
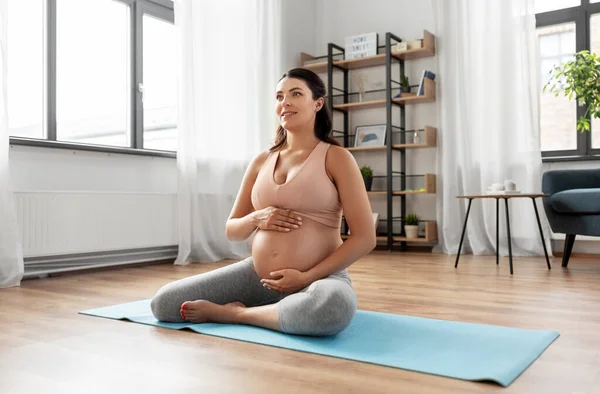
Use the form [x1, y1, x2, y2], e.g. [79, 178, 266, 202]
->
[544, 50, 600, 132]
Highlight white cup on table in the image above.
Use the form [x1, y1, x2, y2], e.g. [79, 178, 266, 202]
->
[490, 183, 504, 192]
[504, 180, 517, 191]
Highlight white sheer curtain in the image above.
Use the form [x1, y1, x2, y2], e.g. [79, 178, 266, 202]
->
[0, 0, 23, 287]
[432, 0, 552, 256]
[173, 0, 282, 264]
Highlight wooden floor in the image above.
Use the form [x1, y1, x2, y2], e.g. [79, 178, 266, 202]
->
[1, 252, 599, 394]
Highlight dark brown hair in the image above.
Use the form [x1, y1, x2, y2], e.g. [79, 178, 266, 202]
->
[270, 68, 340, 152]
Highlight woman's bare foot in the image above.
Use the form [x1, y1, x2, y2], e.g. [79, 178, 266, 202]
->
[180, 300, 245, 323]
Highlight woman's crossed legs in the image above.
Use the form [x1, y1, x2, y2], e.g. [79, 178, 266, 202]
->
[150, 257, 356, 336]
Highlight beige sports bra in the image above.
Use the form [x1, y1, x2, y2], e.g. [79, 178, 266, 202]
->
[251, 141, 342, 228]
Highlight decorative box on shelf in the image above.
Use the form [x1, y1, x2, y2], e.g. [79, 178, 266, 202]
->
[344, 32, 378, 60]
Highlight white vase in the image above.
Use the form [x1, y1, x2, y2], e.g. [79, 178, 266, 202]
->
[413, 132, 420, 144]
[404, 225, 419, 239]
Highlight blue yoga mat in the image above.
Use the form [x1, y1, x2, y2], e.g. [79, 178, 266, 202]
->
[80, 299, 558, 387]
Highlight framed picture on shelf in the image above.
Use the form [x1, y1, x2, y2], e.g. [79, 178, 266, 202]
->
[354, 124, 387, 148]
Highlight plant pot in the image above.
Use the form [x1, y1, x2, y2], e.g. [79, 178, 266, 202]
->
[401, 86, 411, 93]
[404, 225, 419, 239]
[363, 176, 373, 191]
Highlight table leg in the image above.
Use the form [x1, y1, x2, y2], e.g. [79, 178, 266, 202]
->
[504, 198, 513, 275]
[455, 198, 473, 268]
[496, 198, 499, 265]
[531, 197, 551, 270]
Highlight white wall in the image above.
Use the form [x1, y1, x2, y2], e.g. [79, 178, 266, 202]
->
[9, 145, 177, 193]
[281, 0, 317, 73]
[314, 0, 438, 235]
[315, 0, 434, 53]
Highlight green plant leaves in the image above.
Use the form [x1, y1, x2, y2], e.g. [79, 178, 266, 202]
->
[405, 213, 420, 226]
[545, 50, 600, 133]
[360, 165, 373, 177]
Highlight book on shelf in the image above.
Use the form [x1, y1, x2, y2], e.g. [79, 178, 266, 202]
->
[417, 70, 436, 96]
[392, 70, 435, 98]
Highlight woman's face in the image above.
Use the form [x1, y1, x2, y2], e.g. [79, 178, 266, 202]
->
[275, 77, 323, 131]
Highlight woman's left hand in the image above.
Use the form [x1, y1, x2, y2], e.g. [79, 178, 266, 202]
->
[261, 269, 310, 294]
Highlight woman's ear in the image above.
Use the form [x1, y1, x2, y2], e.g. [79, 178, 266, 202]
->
[316, 97, 325, 111]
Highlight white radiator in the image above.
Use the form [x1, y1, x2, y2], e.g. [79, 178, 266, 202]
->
[14, 192, 178, 258]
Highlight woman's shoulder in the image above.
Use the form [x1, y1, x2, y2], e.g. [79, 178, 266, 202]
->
[247, 150, 273, 175]
[325, 144, 356, 165]
[253, 150, 272, 163]
[325, 144, 357, 180]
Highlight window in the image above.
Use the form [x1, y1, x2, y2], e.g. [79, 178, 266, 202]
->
[535, 0, 580, 13]
[142, 14, 178, 151]
[537, 23, 577, 152]
[591, 12, 600, 149]
[7, 0, 177, 155]
[7, 0, 44, 139]
[57, 0, 130, 147]
[536, 0, 600, 159]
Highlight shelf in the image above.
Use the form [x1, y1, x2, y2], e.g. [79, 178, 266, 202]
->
[368, 190, 430, 195]
[393, 30, 436, 60]
[398, 221, 437, 242]
[341, 221, 438, 243]
[346, 145, 389, 152]
[376, 235, 431, 243]
[300, 58, 328, 74]
[365, 174, 436, 194]
[333, 99, 387, 111]
[333, 78, 435, 111]
[310, 29, 439, 251]
[302, 30, 436, 73]
[346, 126, 437, 151]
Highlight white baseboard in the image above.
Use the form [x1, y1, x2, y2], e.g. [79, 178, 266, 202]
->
[551, 234, 600, 255]
[23, 245, 177, 279]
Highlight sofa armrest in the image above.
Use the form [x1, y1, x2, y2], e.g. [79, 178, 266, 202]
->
[542, 168, 600, 195]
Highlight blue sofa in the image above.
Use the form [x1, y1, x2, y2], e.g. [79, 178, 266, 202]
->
[542, 168, 600, 267]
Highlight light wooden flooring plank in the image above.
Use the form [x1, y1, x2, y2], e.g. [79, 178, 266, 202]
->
[0, 252, 599, 394]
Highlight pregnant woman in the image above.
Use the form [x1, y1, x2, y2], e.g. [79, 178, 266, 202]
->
[150, 68, 376, 336]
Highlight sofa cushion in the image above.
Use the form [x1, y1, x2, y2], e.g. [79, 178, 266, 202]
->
[551, 188, 600, 214]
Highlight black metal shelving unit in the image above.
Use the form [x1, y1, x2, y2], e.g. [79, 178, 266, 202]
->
[385, 32, 405, 251]
[304, 30, 437, 251]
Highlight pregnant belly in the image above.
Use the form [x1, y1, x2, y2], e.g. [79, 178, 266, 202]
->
[251, 217, 342, 279]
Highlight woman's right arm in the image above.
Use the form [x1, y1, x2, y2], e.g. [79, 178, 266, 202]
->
[225, 152, 302, 241]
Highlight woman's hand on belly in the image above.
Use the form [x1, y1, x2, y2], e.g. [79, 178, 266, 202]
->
[260, 268, 309, 294]
[252, 206, 303, 232]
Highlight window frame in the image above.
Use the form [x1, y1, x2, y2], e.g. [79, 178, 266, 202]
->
[8, 0, 177, 158]
[136, 1, 175, 151]
[537, 0, 600, 162]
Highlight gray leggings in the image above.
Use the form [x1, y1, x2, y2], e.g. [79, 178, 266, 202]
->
[150, 257, 357, 336]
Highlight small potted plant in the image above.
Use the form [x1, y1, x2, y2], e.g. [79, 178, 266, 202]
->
[404, 213, 420, 239]
[400, 75, 411, 93]
[360, 165, 373, 191]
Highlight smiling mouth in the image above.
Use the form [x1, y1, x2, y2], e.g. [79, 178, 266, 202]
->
[282, 112, 297, 118]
